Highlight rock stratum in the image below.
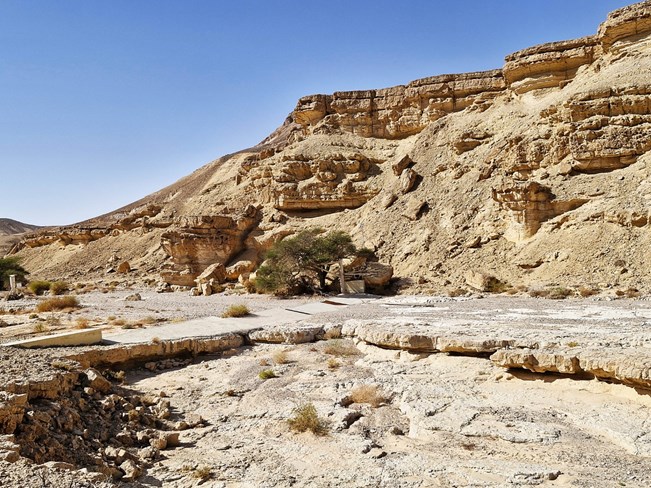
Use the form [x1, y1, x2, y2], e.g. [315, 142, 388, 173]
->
[10, 1, 651, 292]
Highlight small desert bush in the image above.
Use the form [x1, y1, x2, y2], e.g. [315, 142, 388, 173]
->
[548, 287, 573, 300]
[49, 281, 69, 295]
[111, 318, 126, 326]
[258, 369, 277, 380]
[327, 358, 340, 370]
[350, 384, 388, 408]
[121, 322, 136, 330]
[33, 322, 48, 333]
[287, 403, 328, 435]
[272, 350, 289, 364]
[528, 288, 550, 298]
[448, 288, 467, 298]
[616, 287, 640, 298]
[221, 304, 250, 318]
[578, 286, 599, 298]
[46, 315, 61, 327]
[28, 280, 52, 296]
[151, 336, 161, 344]
[75, 317, 90, 329]
[323, 339, 360, 357]
[192, 466, 212, 481]
[324, 328, 341, 340]
[36, 296, 80, 312]
[566, 341, 579, 348]
[259, 358, 270, 366]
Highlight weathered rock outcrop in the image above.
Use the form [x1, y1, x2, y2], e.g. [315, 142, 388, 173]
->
[11, 1, 651, 294]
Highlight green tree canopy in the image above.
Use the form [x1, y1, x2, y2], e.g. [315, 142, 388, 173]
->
[0, 257, 28, 290]
[255, 229, 357, 295]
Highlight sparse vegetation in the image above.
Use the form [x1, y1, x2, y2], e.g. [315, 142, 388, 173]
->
[578, 286, 599, 297]
[221, 304, 250, 318]
[323, 339, 360, 357]
[28, 280, 53, 296]
[528, 288, 550, 298]
[566, 341, 579, 348]
[327, 358, 341, 370]
[287, 403, 329, 435]
[324, 328, 341, 340]
[0, 257, 28, 290]
[258, 369, 277, 380]
[548, 287, 573, 300]
[151, 336, 161, 344]
[181, 464, 213, 481]
[448, 287, 467, 297]
[259, 358, 270, 366]
[75, 317, 90, 329]
[33, 322, 48, 333]
[349, 384, 388, 408]
[36, 296, 80, 312]
[616, 287, 640, 299]
[49, 281, 69, 295]
[272, 350, 289, 364]
[254, 228, 358, 295]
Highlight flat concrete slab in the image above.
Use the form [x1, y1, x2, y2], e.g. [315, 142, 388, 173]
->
[104, 296, 378, 345]
[3, 329, 103, 348]
[286, 302, 346, 315]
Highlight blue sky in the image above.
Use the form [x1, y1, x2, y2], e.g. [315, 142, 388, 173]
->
[0, 0, 634, 226]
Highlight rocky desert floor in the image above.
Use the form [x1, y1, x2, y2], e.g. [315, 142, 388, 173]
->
[1, 291, 651, 487]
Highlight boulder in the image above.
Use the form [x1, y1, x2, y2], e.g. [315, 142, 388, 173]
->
[117, 261, 131, 274]
[195, 263, 226, 285]
[391, 155, 413, 176]
[400, 168, 418, 194]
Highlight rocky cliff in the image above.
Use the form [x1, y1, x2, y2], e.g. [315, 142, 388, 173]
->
[11, 1, 651, 293]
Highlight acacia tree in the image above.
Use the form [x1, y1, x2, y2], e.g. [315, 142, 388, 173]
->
[255, 229, 357, 295]
[0, 257, 28, 290]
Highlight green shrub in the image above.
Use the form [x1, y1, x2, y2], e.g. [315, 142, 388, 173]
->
[255, 228, 357, 295]
[29, 280, 52, 296]
[287, 403, 328, 435]
[258, 369, 277, 380]
[221, 304, 250, 318]
[0, 257, 28, 290]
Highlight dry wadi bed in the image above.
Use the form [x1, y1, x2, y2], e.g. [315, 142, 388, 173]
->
[1, 293, 651, 487]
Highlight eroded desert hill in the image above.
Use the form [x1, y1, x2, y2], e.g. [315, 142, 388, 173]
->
[11, 1, 651, 293]
[0, 219, 40, 256]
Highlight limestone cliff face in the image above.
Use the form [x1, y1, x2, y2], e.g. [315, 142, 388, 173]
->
[12, 1, 651, 293]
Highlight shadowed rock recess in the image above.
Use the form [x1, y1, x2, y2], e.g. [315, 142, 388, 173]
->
[10, 1, 651, 292]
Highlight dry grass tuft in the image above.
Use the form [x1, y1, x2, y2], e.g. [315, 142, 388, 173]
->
[272, 350, 289, 364]
[75, 317, 90, 329]
[578, 286, 599, 297]
[221, 304, 250, 318]
[36, 296, 80, 313]
[287, 403, 329, 435]
[350, 384, 388, 408]
[323, 339, 360, 357]
[33, 322, 48, 333]
[327, 358, 341, 370]
[324, 328, 341, 340]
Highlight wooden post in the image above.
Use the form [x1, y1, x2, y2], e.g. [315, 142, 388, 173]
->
[9, 274, 16, 294]
[339, 259, 347, 295]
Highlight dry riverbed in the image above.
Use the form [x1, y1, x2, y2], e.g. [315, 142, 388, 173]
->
[1, 292, 651, 487]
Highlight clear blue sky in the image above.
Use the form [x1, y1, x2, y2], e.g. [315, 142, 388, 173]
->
[0, 0, 634, 226]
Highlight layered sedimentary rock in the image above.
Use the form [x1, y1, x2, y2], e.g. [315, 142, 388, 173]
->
[294, 70, 505, 139]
